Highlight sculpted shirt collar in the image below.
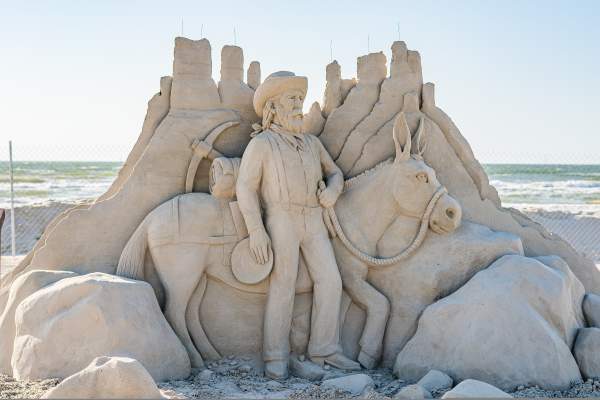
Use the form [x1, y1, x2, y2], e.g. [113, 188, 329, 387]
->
[269, 124, 306, 151]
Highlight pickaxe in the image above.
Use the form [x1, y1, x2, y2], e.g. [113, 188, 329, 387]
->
[185, 120, 240, 193]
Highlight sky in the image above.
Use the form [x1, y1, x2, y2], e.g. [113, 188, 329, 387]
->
[0, 0, 599, 163]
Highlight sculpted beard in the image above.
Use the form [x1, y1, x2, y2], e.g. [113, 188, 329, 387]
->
[275, 99, 304, 134]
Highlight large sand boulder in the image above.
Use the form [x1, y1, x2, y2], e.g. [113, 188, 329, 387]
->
[12, 273, 190, 381]
[394, 255, 585, 391]
[574, 327, 600, 380]
[0, 269, 77, 375]
[42, 356, 165, 399]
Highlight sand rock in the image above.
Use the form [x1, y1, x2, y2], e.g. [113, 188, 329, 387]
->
[349, 91, 422, 175]
[394, 384, 431, 399]
[320, 52, 387, 159]
[171, 37, 219, 110]
[303, 102, 326, 135]
[41, 356, 164, 399]
[336, 41, 422, 175]
[574, 328, 600, 379]
[218, 45, 255, 119]
[583, 293, 600, 327]
[0, 270, 77, 375]
[12, 273, 190, 381]
[321, 373, 374, 395]
[395, 255, 585, 391]
[417, 370, 453, 394]
[247, 61, 261, 90]
[442, 379, 511, 398]
[322, 60, 356, 118]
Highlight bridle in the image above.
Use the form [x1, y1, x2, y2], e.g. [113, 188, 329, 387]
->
[322, 183, 448, 268]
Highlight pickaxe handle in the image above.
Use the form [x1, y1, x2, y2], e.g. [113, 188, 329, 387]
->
[185, 120, 239, 193]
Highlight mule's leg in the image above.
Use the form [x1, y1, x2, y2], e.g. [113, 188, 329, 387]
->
[151, 243, 209, 369]
[186, 274, 221, 361]
[339, 255, 390, 369]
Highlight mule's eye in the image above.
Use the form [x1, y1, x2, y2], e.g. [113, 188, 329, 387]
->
[416, 172, 428, 183]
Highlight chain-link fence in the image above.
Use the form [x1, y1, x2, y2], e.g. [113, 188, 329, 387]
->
[2, 143, 600, 266]
[0, 143, 126, 263]
[480, 153, 600, 263]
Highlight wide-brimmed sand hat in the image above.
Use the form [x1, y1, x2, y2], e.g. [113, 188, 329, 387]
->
[231, 237, 273, 285]
[253, 71, 308, 117]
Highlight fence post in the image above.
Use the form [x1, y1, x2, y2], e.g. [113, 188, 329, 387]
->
[9, 141, 16, 257]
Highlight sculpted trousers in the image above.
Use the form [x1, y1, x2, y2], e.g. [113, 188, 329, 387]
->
[263, 207, 343, 362]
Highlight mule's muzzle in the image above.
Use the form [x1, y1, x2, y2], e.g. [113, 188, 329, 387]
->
[430, 193, 462, 234]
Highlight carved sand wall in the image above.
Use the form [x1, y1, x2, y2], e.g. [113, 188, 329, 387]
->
[1, 38, 598, 371]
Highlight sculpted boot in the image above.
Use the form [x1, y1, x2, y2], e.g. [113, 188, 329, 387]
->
[357, 350, 378, 370]
[289, 354, 325, 381]
[310, 353, 361, 371]
[265, 360, 288, 380]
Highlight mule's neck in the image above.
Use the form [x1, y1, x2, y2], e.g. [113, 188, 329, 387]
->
[338, 167, 399, 245]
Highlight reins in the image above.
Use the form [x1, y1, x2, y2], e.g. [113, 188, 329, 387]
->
[322, 184, 447, 268]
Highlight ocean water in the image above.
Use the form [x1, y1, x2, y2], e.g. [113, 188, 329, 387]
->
[1, 161, 600, 212]
[0, 161, 122, 208]
[484, 164, 600, 213]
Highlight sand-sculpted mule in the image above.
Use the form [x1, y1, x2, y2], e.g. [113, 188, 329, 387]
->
[116, 113, 462, 369]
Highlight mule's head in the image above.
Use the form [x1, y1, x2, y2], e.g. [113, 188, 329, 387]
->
[390, 113, 462, 234]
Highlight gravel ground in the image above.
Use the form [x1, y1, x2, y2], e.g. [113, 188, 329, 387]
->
[4, 359, 600, 399]
[157, 357, 600, 399]
[158, 356, 399, 399]
[512, 379, 600, 398]
[0, 374, 59, 399]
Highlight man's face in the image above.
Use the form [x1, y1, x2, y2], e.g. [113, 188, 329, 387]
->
[274, 89, 305, 134]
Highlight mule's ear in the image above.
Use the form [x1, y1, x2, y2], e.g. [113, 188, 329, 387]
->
[414, 116, 427, 157]
[393, 112, 411, 162]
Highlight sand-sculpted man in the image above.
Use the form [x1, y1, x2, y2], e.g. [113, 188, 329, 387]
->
[236, 71, 360, 379]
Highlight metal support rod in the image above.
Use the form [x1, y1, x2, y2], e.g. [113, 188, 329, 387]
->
[9, 141, 16, 258]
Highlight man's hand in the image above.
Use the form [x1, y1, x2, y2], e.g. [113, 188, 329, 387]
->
[249, 227, 271, 265]
[318, 186, 339, 209]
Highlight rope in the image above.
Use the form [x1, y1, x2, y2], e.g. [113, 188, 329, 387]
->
[324, 186, 447, 268]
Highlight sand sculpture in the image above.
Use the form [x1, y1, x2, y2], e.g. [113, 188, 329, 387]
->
[1, 36, 600, 393]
